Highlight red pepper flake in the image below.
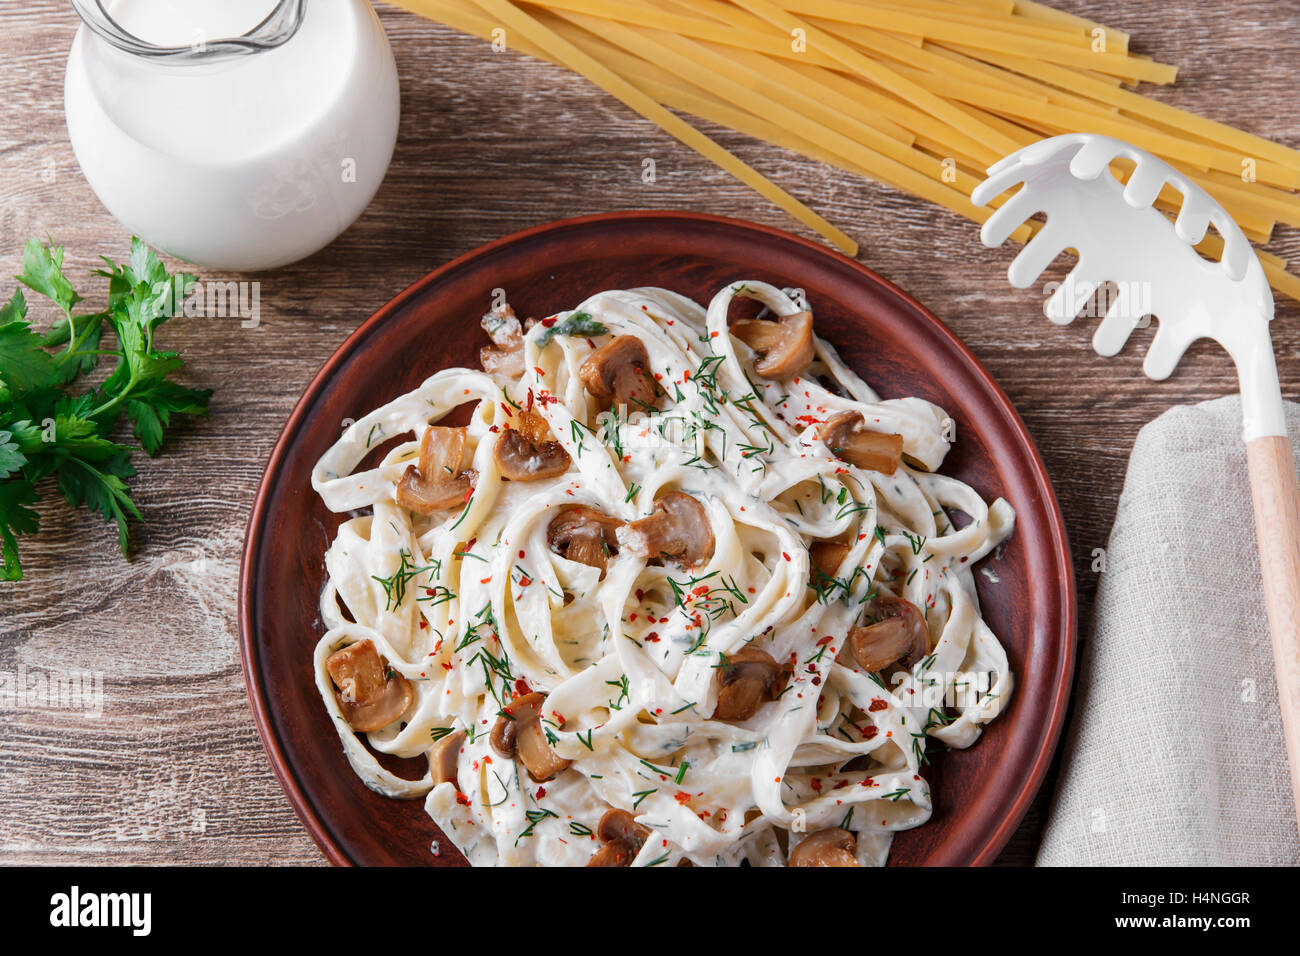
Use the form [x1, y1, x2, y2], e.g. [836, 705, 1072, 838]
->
[645, 632, 660, 642]
[541, 317, 557, 328]
[514, 677, 532, 696]
[419, 620, 428, 629]
[480, 576, 492, 584]
[455, 792, 471, 806]
[782, 552, 791, 562]
[519, 550, 526, 559]
[674, 791, 692, 805]
[441, 662, 454, 671]
[536, 786, 547, 798]
[815, 635, 833, 646]
[862, 725, 878, 740]
[810, 777, 823, 792]
[500, 402, 513, 417]
[862, 776, 876, 787]
[629, 613, 638, 622]
[635, 588, 644, 602]
[868, 698, 888, 712]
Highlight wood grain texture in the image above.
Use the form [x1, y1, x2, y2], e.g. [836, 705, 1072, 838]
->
[1, 0, 1297, 866]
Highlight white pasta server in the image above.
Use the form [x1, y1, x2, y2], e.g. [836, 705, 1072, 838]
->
[972, 132, 1300, 826]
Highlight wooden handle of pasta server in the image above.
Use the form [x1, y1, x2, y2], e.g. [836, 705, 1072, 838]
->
[1247, 434, 1300, 826]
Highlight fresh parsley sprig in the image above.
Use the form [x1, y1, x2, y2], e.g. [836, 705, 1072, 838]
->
[0, 237, 212, 581]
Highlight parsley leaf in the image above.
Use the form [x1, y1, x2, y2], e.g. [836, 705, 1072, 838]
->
[0, 480, 39, 581]
[0, 237, 211, 580]
[537, 311, 608, 345]
[0, 290, 60, 395]
[0, 430, 25, 480]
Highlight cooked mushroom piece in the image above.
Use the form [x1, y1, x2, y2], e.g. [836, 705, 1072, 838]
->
[789, 828, 861, 867]
[396, 426, 476, 514]
[479, 304, 526, 378]
[325, 639, 413, 733]
[712, 647, 781, 721]
[821, 411, 904, 476]
[731, 310, 815, 380]
[494, 408, 571, 481]
[810, 540, 850, 582]
[428, 729, 466, 786]
[587, 808, 651, 867]
[578, 335, 657, 409]
[619, 491, 714, 567]
[848, 595, 930, 673]
[489, 692, 571, 782]
[547, 506, 625, 574]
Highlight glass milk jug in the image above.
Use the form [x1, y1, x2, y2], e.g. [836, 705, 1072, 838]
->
[64, 0, 401, 271]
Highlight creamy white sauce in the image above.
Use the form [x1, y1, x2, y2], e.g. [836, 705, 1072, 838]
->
[311, 282, 1016, 867]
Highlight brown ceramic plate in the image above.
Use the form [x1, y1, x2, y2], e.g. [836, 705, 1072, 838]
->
[239, 211, 1075, 867]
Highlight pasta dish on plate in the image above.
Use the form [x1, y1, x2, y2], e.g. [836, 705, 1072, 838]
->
[310, 280, 1015, 867]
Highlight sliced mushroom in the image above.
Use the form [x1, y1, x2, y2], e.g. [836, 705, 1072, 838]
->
[848, 595, 930, 673]
[479, 304, 526, 378]
[396, 426, 477, 514]
[810, 540, 850, 583]
[731, 310, 815, 380]
[325, 639, 413, 733]
[712, 646, 781, 721]
[789, 828, 861, 867]
[619, 491, 714, 567]
[494, 409, 571, 481]
[578, 335, 657, 409]
[587, 808, 651, 867]
[821, 411, 904, 476]
[428, 729, 466, 786]
[547, 506, 624, 575]
[489, 692, 571, 782]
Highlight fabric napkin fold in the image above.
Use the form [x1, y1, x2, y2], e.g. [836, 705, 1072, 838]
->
[1036, 395, 1300, 866]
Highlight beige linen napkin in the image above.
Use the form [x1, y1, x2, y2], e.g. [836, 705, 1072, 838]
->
[1036, 395, 1300, 866]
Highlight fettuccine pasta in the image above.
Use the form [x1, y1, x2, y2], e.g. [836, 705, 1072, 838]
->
[311, 280, 1014, 866]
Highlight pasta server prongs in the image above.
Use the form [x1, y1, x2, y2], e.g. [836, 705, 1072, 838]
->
[973, 132, 1300, 830]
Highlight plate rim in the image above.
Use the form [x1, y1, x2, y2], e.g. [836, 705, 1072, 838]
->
[237, 209, 1076, 867]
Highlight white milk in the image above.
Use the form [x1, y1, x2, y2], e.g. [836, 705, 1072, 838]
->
[64, 0, 400, 271]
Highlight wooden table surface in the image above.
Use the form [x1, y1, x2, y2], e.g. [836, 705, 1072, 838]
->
[1, 0, 1297, 866]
